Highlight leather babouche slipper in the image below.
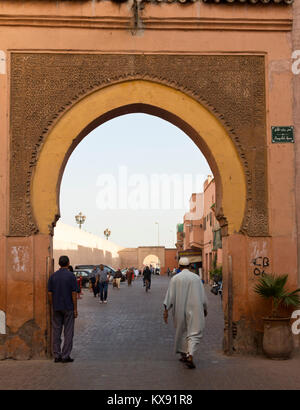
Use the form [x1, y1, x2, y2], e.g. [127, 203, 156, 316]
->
[185, 359, 196, 369]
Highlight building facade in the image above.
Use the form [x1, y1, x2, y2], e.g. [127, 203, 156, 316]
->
[202, 176, 222, 283]
[0, 0, 298, 358]
[177, 176, 222, 283]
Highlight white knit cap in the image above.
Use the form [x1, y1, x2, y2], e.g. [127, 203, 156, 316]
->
[179, 257, 190, 266]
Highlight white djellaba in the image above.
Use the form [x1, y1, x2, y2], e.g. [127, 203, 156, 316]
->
[163, 257, 208, 358]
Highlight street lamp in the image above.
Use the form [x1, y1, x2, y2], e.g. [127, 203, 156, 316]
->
[75, 212, 86, 229]
[155, 222, 159, 246]
[169, 229, 175, 247]
[104, 228, 111, 240]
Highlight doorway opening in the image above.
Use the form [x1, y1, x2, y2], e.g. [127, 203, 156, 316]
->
[31, 79, 247, 358]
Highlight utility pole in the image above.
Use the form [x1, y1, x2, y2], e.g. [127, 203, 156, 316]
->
[155, 222, 159, 246]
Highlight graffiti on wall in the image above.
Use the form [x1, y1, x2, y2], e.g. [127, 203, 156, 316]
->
[252, 256, 270, 276]
[11, 246, 29, 273]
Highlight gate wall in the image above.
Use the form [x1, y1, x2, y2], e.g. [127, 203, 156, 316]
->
[0, 0, 297, 358]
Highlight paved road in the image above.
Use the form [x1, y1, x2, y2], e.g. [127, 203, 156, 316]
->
[0, 275, 300, 390]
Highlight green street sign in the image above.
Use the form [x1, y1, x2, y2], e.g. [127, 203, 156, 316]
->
[271, 126, 294, 143]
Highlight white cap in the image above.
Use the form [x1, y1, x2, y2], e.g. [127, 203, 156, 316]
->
[179, 257, 190, 266]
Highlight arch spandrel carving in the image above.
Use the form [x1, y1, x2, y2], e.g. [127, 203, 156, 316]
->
[9, 53, 268, 237]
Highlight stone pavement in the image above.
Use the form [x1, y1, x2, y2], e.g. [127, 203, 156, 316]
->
[0, 275, 300, 390]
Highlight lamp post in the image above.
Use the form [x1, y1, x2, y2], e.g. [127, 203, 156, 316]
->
[75, 212, 86, 229]
[169, 229, 175, 247]
[104, 228, 111, 240]
[155, 222, 159, 246]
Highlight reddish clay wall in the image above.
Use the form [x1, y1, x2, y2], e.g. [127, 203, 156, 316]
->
[163, 249, 178, 274]
[0, 0, 297, 358]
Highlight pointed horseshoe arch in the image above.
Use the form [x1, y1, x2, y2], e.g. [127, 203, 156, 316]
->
[32, 80, 246, 235]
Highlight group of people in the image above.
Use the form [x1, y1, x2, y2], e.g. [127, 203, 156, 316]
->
[48, 255, 208, 369]
[89, 265, 144, 303]
[89, 264, 111, 303]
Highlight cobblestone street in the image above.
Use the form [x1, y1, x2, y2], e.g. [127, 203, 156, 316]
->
[1, 275, 300, 390]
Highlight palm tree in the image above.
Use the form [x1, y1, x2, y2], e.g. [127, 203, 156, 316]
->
[254, 274, 300, 317]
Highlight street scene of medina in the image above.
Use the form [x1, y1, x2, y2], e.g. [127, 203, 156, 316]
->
[0, 0, 300, 393]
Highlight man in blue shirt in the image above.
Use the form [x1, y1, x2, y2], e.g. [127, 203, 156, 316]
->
[48, 255, 78, 363]
[96, 264, 111, 304]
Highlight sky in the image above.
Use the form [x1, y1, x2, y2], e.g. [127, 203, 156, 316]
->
[58, 113, 212, 248]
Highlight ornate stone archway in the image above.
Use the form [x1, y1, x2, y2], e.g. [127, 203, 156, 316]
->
[3, 52, 273, 359]
[31, 78, 247, 236]
[9, 53, 268, 238]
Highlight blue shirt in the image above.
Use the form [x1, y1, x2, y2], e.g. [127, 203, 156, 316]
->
[97, 267, 110, 282]
[48, 268, 78, 311]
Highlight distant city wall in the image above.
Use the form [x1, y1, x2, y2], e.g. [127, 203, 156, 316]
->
[53, 222, 123, 270]
[118, 248, 139, 269]
[53, 223, 178, 272]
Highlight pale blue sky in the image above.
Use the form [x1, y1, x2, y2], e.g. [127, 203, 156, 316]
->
[59, 113, 212, 248]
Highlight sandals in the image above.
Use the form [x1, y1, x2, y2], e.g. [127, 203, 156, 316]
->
[179, 353, 196, 368]
[179, 354, 188, 363]
[185, 357, 196, 369]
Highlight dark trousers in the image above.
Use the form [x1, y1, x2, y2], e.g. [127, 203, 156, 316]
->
[52, 310, 74, 360]
[91, 283, 98, 297]
[99, 281, 108, 301]
[143, 277, 151, 288]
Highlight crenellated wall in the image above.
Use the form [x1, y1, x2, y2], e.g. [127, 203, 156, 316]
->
[53, 222, 123, 270]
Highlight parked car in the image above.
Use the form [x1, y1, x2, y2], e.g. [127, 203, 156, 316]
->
[74, 264, 118, 283]
[73, 269, 90, 288]
[74, 265, 95, 275]
[121, 268, 128, 281]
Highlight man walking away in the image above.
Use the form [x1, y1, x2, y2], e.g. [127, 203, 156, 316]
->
[126, 267, 133, 286]
[114, 268, 123, 289]
[143, 266, 152, 291]
[163, 257, 208, 369]
[89, 267, 98, 297]
[96, 264, 110, 304]
[48, 255, 78, 363]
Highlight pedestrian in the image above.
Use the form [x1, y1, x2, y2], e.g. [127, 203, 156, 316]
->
[143, 266, 152, 291]
[68, 265, 80, 294]
[114, 268, 123, 289]
[96, 264, 110, 304]
[126, 267, 133, 286]
[167, 267, 171, 277]
[163, 257, 208, 369]
[89, 266, 98, 297]
[47, 255, 78, 363]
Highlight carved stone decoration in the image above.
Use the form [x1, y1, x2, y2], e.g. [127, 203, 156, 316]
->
[9, 53, 268, 237]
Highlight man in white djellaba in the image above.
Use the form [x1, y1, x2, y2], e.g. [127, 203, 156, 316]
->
[163, 257, 208, 369]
